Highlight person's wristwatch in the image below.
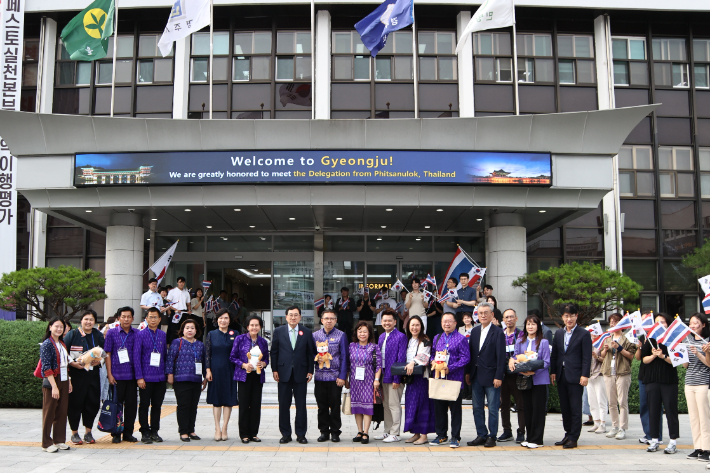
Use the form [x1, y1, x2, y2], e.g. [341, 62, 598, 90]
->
[374, 377, 380, 382]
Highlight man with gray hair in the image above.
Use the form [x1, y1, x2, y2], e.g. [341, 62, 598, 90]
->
[466, 302, 506, 448]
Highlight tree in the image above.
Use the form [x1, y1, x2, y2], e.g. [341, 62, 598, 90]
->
[683, 237, 710, 278]
[512, 261, 642, 327]
[0, 266, 107, 321]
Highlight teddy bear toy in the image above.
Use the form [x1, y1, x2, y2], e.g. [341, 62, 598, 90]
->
[314, 341, 333, 369]
[514, 351, 539, 363]
[431, 350, 448, 379]
[76, 347, 106, 371]
[249, 345, 264, 375]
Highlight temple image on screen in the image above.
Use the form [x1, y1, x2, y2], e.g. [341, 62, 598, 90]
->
[78, 165, 153, 185]
[469, 168, 551, 185]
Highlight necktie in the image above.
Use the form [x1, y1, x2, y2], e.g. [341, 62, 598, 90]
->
[290, 328, 297, 349]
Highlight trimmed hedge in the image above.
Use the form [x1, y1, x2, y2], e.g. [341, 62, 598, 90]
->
[545, 359, 687, 414]
[0, 320, 46, 408]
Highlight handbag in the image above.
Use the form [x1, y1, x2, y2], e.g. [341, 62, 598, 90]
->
[97, 385, 124, 435]
[516, 374, 533, 391]
[427, 334, 461, 401]
[341, 392, 352, 415]
[390, 363, 426, 377]
[34, 359, 43, 378]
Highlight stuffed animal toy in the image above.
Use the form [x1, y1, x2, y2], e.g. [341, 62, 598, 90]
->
[314, 341, 333, 369]
[249, 345, 263, 375]
[76, 347, 106, 371]
[514, 351, 539, 363]
[431, 350, 448, 379]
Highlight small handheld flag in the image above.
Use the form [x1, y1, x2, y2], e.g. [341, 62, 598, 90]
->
[202, 280, 212, 290]
[391, 279, 405, 293]
[422, 289, 433, 303]
[314, 297, 325, 309]
[647, 322, 667, 342]
[138, 320, 148, 331]
[642, 313, 655, 331]
[656, 317, 692, 349]
[586, 322, 603, 337]
[608, 313, 634, 333]
[425, 274, 437, 287]
[703, 293, 710, 315]
[592, 332, 612, 350]
[700, 274, 710, 295]
[341, 298, 349, 310]
[669, 343, 690, 367]
[230, 299, 240, 311]
[395, 301, 404, 312]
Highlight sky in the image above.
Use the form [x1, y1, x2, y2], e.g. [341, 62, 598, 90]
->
[464, 152, 551, 177]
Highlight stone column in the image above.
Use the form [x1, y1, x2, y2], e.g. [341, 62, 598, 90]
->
[314, 10, 331, 119]
[105, 213, 144, 320]
[456, 11, 474, 117]
[486, 213, 527, 323]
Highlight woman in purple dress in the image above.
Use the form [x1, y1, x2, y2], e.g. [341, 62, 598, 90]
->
[403, 316, 435, 444]
[346, 321, 381, 444]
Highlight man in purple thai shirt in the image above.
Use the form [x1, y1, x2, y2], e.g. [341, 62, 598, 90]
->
[312, 308, 349, 443]
[104, 306, 139, 443]
[133, 307, 167, 444]
[375, 309, 408, 443]
[429, 313, 471, 448]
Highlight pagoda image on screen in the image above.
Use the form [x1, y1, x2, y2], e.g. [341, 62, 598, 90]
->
[470, 168, 551, 185]
[77, 165, 153, 185]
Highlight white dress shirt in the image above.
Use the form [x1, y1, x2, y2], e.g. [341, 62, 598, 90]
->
[167, 287, 190, 312]
[479, 323, 492, 350]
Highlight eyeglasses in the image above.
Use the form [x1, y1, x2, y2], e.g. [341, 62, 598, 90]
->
[322, 317, 336, 321]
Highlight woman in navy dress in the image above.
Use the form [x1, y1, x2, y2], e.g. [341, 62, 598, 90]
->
[205, 309, 239, 441]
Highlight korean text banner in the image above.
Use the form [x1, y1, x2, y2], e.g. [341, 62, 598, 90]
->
[74, 150, 552, 186]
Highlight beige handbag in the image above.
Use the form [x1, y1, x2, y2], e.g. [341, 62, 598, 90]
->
[341, 392, 352, 415]
[428, 377, 462, 401]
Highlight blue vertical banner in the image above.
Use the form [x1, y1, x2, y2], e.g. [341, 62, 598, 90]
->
[355, 0, 414, 57]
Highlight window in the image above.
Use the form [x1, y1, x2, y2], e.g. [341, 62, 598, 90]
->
[652, 38, 688, 88]
[190, 32, 229, 83]
[233, 31, 272, 81]
[332, 31, 370, 81]
[658, 146, 694, 197]
[374, 30, 413, 81]
[618, 145, 655, 197]
[137, 35, 174, 84]
[515, 33, 554, 84]
[611, 37, 648, 86]
[21, 36, 40, 112]
[556, 34, 595, 85]
[418, 32, 457, 81]
[695, 40, 710, 89]
[700, 148, 710, 198]
[473, 32, 512, 83]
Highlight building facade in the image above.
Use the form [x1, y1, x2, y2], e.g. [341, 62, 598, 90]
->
[6, 0, 710, 326]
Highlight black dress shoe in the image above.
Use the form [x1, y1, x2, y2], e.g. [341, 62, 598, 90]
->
[279, 436, 292, 444]
[563, 440, 578, 449]
[188, 434, 201, 440]
[317, 433, 330, 442]
[241, 438, 250, 444]
[331, 433, 340, 443]
[140, 434, 153, 444]
[582, 420, 595, 426]
[466, 436, 487, 447]
[250, 437, 261, 443]
[554, 436, 570, 446]
[297, 437, 308, 444]
[123, 435, 138, 443]
[180, 436, 190, 442]
[112, 436, 122, 444]
[484, 437, 496, 448]
[150, 432, 163, 443]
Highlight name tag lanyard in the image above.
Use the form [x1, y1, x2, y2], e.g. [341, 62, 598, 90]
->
[118, 330, 132, 363]
[149, 329, 162, 366]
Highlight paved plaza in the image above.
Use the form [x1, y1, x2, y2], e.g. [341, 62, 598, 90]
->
[0, 403, 703, 473]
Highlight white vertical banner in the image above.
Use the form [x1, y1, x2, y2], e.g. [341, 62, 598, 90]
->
[0, 0, 24, 278]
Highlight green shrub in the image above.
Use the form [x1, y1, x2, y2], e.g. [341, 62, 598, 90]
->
[0, 320, 47, 408]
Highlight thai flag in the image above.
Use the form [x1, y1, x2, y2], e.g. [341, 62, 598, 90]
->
[395, 301, 404, 312]
[314, 297, 325, 309]
[341, 298, 349, 310]
[230, 299, 240, 311]
[437, 289, 456, 304]
[438, 247, 485, 296]
[647, 322, 666, 341]
[608, 313, 633, 332]
[425, 274, 437, 287]
[703, 293, 710, 315]
[202, 280, 211, 290]
[642, 313, 655, 332]
[592, 332, 612, 350]
[656, 318, 692, 349]
[373, 289, 384, 301]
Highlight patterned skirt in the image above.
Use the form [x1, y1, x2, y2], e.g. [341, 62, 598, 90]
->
[404, 374, 436, 434]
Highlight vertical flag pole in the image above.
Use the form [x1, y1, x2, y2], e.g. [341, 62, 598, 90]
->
[311, 0, 315, 120]
[209, 0, 213, 119]
[512, 14, 520, 116]
[110, 0, 119, 117]
[412, 10, 419, 119]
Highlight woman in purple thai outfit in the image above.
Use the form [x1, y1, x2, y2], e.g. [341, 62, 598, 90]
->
[403, 315, 435, 444]
[346, 321, 381, 444]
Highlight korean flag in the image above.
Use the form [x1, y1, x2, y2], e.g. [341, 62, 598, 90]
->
[669, 343, 689, 367]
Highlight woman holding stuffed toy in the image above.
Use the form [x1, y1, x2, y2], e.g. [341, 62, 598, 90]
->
[63, 309, 105, 445]
[509, 314, 550, 449]
[403, 316, 435, 444]
[40, 317, 73, 452]
[205, 309, 239, 441]
[230, 314, 269, 443]
[346, 321, 382, 444]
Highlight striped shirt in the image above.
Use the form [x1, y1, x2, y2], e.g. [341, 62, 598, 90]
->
[685, 336, 710, 386]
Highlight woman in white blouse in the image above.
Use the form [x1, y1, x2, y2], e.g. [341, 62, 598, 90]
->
[405, 279, 427, 331]
[402, 315, 435, 445]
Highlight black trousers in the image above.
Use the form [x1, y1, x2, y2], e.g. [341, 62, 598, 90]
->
[646, 382, 679, 439]
[434, 390, 463, 441]
[67, 369, 101, 431]
[501, 373, 525, 435]
[174, 381, 201, 435]
[277, 377, 308, 438]
[114, 379, 138, 438]
[557, 369, 584, 441]
[138, 381, 167, 434]
[237, 372, 263, 439]
[314, 380, 343, 435]
[522, 384, 547, 445]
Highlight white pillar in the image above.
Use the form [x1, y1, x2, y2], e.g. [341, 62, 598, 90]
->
[38, 17, 56, 114]
[105, 213, 144, 320]
[486, 213, 527, 322]
[456, 11, 474, 117]
[30, 209, 46, 268]
[173, 37, 190, 119]
[315, 10, 331, 120]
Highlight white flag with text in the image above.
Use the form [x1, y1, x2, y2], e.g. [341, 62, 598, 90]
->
[158, 0, 210, 57]
[455, 0, 515, 54]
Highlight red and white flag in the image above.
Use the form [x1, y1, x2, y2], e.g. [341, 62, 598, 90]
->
[148, 241, 178, 285]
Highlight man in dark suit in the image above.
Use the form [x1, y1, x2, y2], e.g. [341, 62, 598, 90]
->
[465, 301, 506, 448]
[550, 303, 592, 449]
[271, 306, 316, 444]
